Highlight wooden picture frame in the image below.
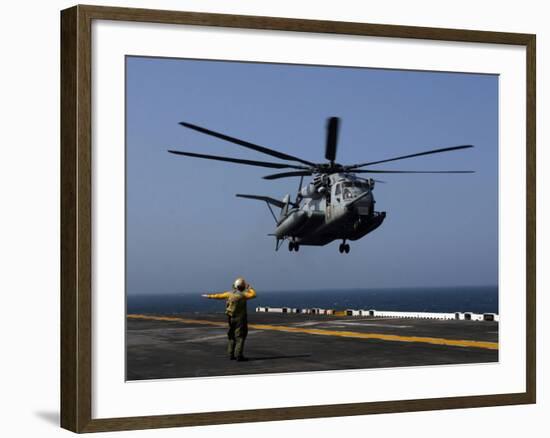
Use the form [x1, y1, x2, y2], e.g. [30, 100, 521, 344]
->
[61, 4, 536, 433]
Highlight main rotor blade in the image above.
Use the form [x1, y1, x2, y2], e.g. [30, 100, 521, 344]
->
[179, 121, 315, 166]
[168, 150, 309, 170]
[349, 144, 474, 169]
[263, 170, 314, 180]
[356, 176, 387, 184]
[351, 169, 475, 174]
[325, 117, 339, 162]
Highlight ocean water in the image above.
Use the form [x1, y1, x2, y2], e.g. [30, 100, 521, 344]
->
[127, 286, 498, 315]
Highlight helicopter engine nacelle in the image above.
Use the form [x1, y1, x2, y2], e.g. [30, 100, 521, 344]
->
[300, 183, 323, 199]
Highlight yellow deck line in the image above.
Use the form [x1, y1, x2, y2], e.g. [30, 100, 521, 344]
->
[127, 314, 498, 350]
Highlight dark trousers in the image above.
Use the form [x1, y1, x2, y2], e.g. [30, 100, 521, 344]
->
[227, 315, 248, 358]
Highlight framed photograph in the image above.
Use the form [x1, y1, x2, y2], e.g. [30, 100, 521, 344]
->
[60, 4, 536, 433]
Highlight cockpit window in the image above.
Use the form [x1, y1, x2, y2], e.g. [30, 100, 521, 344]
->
[335, 184, 341, 196]
[343, 188, 354, 200]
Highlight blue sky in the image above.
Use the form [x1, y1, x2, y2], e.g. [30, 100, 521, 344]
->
[126, 56, 498, 295]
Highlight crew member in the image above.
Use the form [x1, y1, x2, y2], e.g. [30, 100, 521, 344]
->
[202, 277, 257, 361]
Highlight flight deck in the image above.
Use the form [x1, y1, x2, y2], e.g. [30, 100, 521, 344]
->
[126, 312, 498, 380]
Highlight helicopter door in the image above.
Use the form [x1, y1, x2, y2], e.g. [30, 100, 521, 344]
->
[334, 183, 342, 203]
[330, 182, 345, 221]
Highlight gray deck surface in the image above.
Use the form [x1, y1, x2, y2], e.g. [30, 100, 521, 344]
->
[126, 312, 498, 380]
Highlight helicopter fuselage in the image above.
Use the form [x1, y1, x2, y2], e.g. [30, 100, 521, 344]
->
[273, 173, 386, 247]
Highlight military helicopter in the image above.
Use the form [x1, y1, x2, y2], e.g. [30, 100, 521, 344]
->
[169, 117, 473, 254]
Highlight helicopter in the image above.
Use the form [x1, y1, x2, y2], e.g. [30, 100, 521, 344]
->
[168, 117, 474, 254]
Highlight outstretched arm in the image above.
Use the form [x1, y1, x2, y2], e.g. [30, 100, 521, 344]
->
[202, 291, 231, 299]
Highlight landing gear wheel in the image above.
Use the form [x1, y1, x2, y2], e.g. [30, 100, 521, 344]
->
[339, 242, 350, 254]
[289, 241, 299, 252]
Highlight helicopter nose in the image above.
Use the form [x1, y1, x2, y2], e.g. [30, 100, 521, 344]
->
[346, 191, 371, 214]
